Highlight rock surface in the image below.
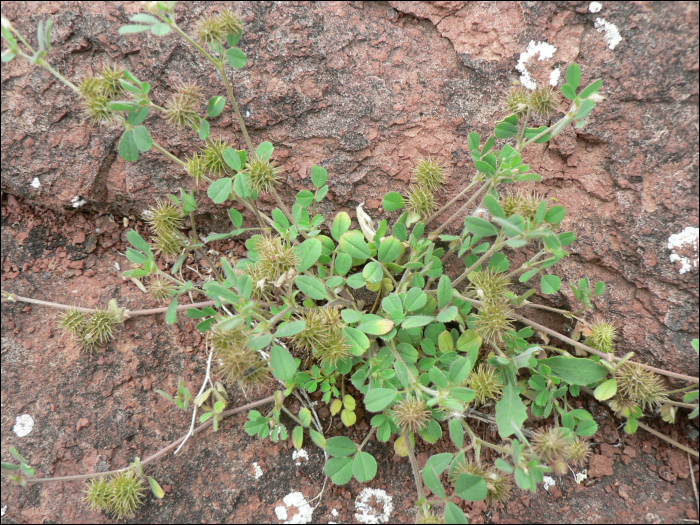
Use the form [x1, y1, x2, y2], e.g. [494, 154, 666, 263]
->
[1, 1, 698, 374]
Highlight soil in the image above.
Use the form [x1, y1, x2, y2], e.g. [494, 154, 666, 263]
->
[1, 194, 698, 524]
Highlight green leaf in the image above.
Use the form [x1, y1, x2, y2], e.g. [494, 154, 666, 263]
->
[382, 192, 405, 212]
[256, 141, 274, 161]
[227, 208, 243, 229]
[449, 418, 465, 448]
[540, 275, 561, 294]
[331, 212, 351, 241]
[437, 275, 453, 309]
[464, 217, 498, 237]
[166, 297, 178, 324]
[346, 272, 366, 289]
[575, 419, 598, 437]
[275, 321, 307, 339]
[130, 13, 161, 24]
[437, 330, 454, 353]
[339, 230, 371, 260]
[310, 165, 328, 188]
[362, 261, 384, 284]
[449, 357, 473, 385]
[444, 502, 468, 524]
[378, 236, 402, 263]
[325, 457, 354, 485]
[296, 238, 322, 272]
[352, 451, 377, 483]
[566, 63, 581, 89]
[494, 121, 518, 139]
[149, 22, 170, 35]
[519, 269, 539, 283]
[207, 96, 226, 118]
[404, 287, 428, 312]
[382, 294, 403, 315]
[119, 24, 152, 35]
[148, 477, 165, 499]
[119, 130, 139, 161]
[315, 184, 329, 202]
[579, 78, 603, 99]
[295, 275, 327, 300]
[222, 147, 242, 171]
[492, 216, 524, 237]
[270, 344, 304, 383]
[299, 407, 312, 427]
[207, 177, 233, 204]
[561, 84, 577, 100]
[455, 473, 488, 501]
[473, 160, 496, 175]
[226, 47, 247, 68]
[341, 309, 363, 324]
[595, 281, 606, 296]
[198, 118, 210, 140]
[467, 132, 480, 152]
[226, 32, 242, 46]
[544, 206, 566, 224]
[402, 316, 434, 329]
[343, 326, 370, 355]
[495, 384, 528, 438]
[248, 333, 272, 351]
[127, 106, 149, 125]
[334, 252, 352, 276]
[437, 305, 459, 323]
[127, 230, 152, 257]
[593, 378, 617, 401]
[364, 389, 397, 412]
[357, 318, 394, 336]
[292, 425, 304, 450]
[423, 463, 446, 498]
[538, 356, 608, 385]
[309, 428, 326, 449]
[326, 436, 357, 457]
[483, 194, 505, 219]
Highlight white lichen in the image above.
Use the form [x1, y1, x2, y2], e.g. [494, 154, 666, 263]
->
[574, 469, 588, 484]
[13, 414, 34, 437]
[251, 461, 263, 479]
[549, 67, 561, 87]
[543, 476, 556, 491]
[668, 227, 699, 274]
[354, 488, 394, 524]
[516, 40, 557, 90]
[589, 2, 603, 13]
[274, 492, 313, 524]
[292, 448, 309, 466]
[71, 196, 86, 208]
[30, 177, 41, 189]
[594, 18, 622, 49]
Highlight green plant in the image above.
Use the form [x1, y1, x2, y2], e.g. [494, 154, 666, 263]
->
[2, 4, 698, 523]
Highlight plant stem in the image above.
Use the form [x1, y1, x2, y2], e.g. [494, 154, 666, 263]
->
[270, 187, 309, 240]
[425, 178, 480, 227]
[152, 141, 187, 167]
[356, 427, 376, 453]
[25, 394, 275, 484]
[452, 237, 507, 287]
[431, 180, 491, 236]
[402, 429, 425, 501]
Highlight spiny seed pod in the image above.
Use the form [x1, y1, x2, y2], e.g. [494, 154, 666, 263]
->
[412, 157, 446, 192]
[565, 436, 592, 467]
[78, 75, 105, 99]
[467, 364, 504, 404]
[218, 8, 243, 35]
[146, 276, 176, 301]
[246, 157, 281, 194]
[608, 395, 641, 419]
[255, 235, 300, 282]
[84, 477, 111, 512]
[185, 152, 207, 186]
[506, 86, 530, 117]
[483, 468, 513, 504]
[174, 80, 203, 105]
[214, 338, 269, 389]
[467, 268, 512, 302]
[210, 325, 250, 352]
[59, 307, 87, 336]
[584, 319, 617, 354]
[202, 139, 229, 178]
[291, 309, 351, 367]
[106, 471, 146, 520]
[615, 362, 668, 412]
[195, 15, 225, 47]
[392, 396, 431, 433]
[145, 199, 183, 234]
[406, 185, 436, 219]
[82, 310, 119, 348]
[98, 64, 126, 99]
[81, 93, 115, 126]
[473, 299, 515, 344]
[164, 92, 200, 129]
[529, 86, 558, 118]
[243, 262, 274, 301]
[499, 190, 544, 220]
[416, 510, 444, 524]
[531, 426, 572, 464]
[448, 457, 485, 483]
[152, 230, 186, 259]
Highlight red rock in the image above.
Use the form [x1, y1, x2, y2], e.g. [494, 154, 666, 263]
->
[76, 417, 90, 431]
[589, 454, 614, 478]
